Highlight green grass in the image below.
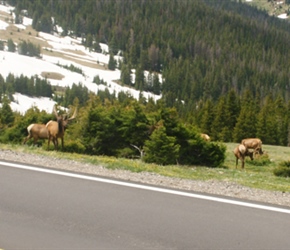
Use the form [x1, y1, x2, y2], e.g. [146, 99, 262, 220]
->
[1, 142, 290, 193]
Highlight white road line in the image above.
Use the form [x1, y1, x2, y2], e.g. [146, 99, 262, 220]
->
[1, 160, 290, 214]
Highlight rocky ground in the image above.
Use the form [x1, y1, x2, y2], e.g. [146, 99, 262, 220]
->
[1, 149, 290, 208]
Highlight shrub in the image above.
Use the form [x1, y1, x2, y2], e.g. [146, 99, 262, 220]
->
[143, 126, 180, 165]
[117, 147, 138, 159]
[247, 154, 271, 166]
[62, 140, 86, 154]
[273, 160, 290, 177]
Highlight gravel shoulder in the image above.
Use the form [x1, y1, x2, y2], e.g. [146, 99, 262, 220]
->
[1, 149, 290, 208]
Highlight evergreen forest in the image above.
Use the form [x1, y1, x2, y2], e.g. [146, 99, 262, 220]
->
[2, 0, 290, 167]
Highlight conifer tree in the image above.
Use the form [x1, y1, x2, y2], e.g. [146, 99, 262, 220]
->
[0, 41, 4, 51]
[257, 95, 280, 145]
[143, 126, 180, 165]
[274, 95, 288, 146]
[232, 90, 256, 142]
[81, 105, 120, 155]
[108, 53, 116, 70]
[119, 102, 150, 151]
[211, 96, 231, 141]
[134, 66, 145, 91]
[152, 73, 161, 95]
[256, 101, 270, 144]
[199, 99, 215, 136]
[225, 89, 240, 141]
[109, 34, 118, 55]
[85, 33, 93, 48]
[7, 39, 16, 52]
[0, 96, 14, 128]
[120, 64, 132, 86]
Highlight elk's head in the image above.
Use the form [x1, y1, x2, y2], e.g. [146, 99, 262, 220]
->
[53, 105, 77, 132]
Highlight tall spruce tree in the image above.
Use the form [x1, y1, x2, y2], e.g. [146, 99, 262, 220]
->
[7, 39, 16, 52]
[274, 95, 288, 146]
[211, 96, 231, 141]
[257, 94, 287, 145]
[0, 96, 14, 128]
[108, 53, 116, 70]
[199, 99, 215, 136]
[225, 89, 240, 141]
[232, 90, 256, 142]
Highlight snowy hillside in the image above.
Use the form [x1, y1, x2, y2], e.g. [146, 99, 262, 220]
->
[0, 3, 161, 114]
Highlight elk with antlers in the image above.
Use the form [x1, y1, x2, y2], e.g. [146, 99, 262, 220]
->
[46, 105, 77, 150]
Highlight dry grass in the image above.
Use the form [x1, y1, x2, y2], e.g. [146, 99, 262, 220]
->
[41, 72, 64, 80]
[0, 26, 50, 47]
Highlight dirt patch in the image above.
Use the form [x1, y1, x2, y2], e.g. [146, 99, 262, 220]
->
[62, 48, 86, 56]
[0, 24, 51, 48]
[41, 71, 64, 80]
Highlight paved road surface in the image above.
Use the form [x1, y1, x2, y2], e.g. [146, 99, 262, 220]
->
[0, 161, 290, 249]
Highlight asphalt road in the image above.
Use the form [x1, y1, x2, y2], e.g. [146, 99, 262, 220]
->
[0, 161, 290, 249]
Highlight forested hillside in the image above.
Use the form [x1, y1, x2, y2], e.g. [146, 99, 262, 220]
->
[3, 0, 290, 152]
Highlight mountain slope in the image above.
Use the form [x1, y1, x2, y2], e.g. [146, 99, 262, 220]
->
[0, 3, 161, 114]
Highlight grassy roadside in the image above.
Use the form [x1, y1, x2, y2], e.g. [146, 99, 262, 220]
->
[1, 142, 289, 193]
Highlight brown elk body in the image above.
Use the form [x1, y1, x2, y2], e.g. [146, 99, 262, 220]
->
[46, 105, 77, 150]
[234, 144, 254, 169]
[241, 138, 263, 156]
[200, 133, 210, 141]
[23, 123, 48, 145]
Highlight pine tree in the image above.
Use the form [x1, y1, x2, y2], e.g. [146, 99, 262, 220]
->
[232, 91, 256, 142]
[0, 41, 4, 51]
[211, 96, 231, 141]
[120, 64, 132, 86]
[7, 39, 16, 52]
[256, 95, 279, 145]
[81, 105, 120, 155]
[225, 89, 240, 141]
[199, 99, 215, 136]
[0, 96, 14, 128]
[119, 102, 150, 150]
[152, 73, 161, 95]
[143, 126, 180, 165]
[134, 66, 144, 91]
[85, 33, 93, 48]
[108, 53, 116, 70]
[274, 95, 288, 146]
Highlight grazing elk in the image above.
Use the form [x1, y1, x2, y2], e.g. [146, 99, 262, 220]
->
[23, 123, 49, 145]
[241, 138, 263, 156]
[234, 144, 254, 169]
[200, 133, 210, 141]
[46, 105, 77, 150]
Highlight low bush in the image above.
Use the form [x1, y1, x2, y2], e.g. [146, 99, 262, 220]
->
[273, 160, 290, 177]
[62, 139, 86, 154]
[247, 154, 271, 166]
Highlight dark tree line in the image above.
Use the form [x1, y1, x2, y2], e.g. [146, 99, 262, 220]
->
[0, 73, 53, 99]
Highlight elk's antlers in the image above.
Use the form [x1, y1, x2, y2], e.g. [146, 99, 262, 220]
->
[68, 107, 77, 121]
[53, 105, 77, 120]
